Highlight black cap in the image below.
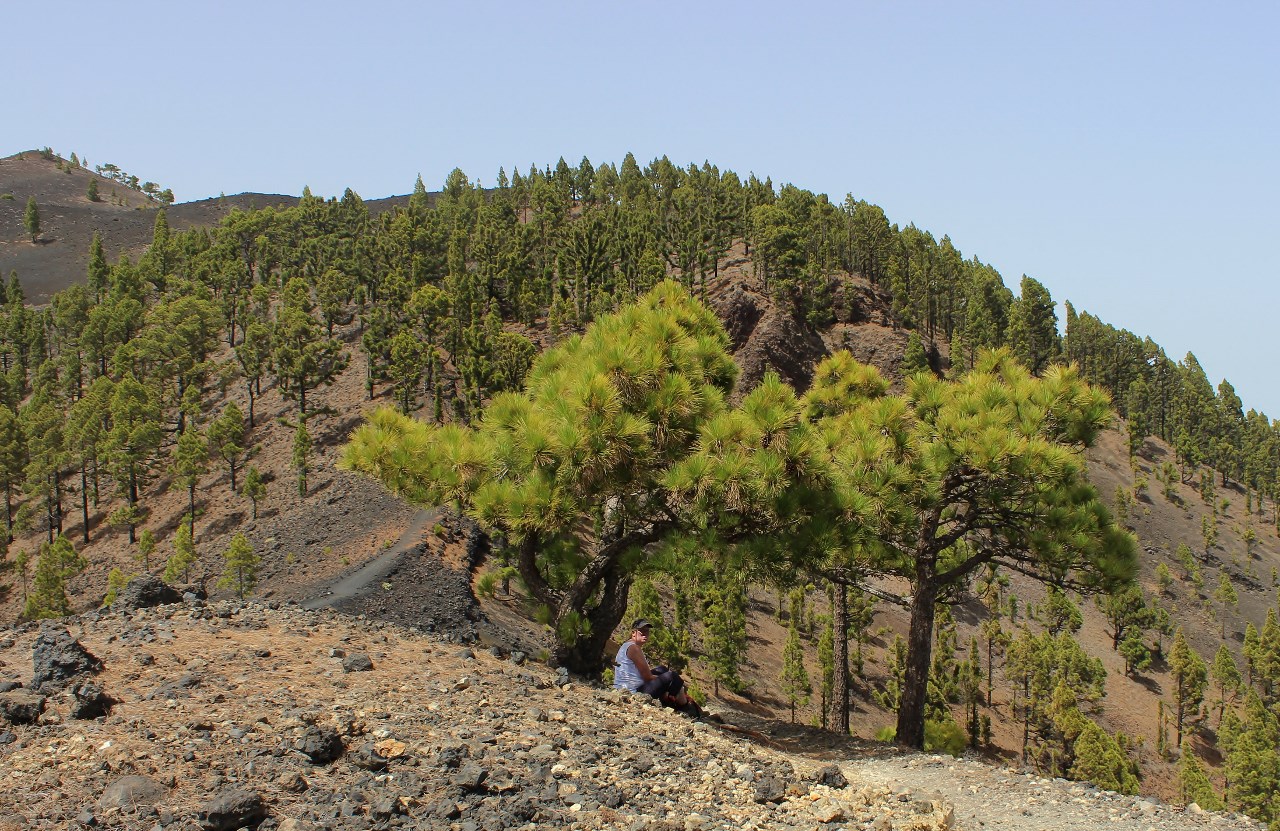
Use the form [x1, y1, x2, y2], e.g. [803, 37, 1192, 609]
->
[631, 619, 653, 632]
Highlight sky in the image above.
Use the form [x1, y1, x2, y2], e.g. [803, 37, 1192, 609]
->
[10, 1, 1279, 416]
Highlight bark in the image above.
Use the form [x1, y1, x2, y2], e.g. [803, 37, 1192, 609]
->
[896, 574, 938, 750]
[552, 560, 633, 676]
[832, 581, 850, 734]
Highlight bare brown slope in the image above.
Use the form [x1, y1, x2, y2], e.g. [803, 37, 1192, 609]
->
[0, 151, 413, 302]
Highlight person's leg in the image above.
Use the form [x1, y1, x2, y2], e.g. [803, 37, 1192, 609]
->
[637, 673, 675, 699]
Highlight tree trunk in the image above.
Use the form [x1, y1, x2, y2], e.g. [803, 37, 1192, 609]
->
[896, 576, 938, 749]
[832, 581, 850, 734]
[80, 464, 90, 545]
[551, 562, 633, 676]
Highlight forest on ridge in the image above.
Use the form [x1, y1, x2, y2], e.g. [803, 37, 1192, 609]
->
[5, 150, 1280, 825]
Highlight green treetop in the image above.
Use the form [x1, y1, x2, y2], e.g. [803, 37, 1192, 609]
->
[23, 197, 40, 243]
[790, 350, 1135, 749]
[343, 282, 775, 673]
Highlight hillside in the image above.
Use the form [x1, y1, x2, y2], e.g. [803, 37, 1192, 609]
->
[0, 600, 1260, 830]
[1, 149, 1279, 818]
[0, 151, 411, 303]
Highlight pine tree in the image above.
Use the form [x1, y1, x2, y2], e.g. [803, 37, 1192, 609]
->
[901, 332, 930, 375]
[1224, 692, 1280, 825]
[164, 523, 197, 585]
[23, 535, 86, 620]
[136, 528, 156, 572]
[1070, 721, 1140, 794]
[292, 421, 311, 497]
[86, 178, 99, 202]
[1006, 276, 1060, 375]
[272, 278, 348, 416]
[218, 532, 259, 599]
[1210, 643, 1242, 726]
[780, 619, 810, 723]
[104, 374, 162, 544]
[1170, 630, 1208, 747]
[207, 402, 247, 492]
[241, 465, 266, 520]
[23, 197, 40, 243]
[102, 567, 129, 607]
[1178, 745, 1224, 810]
[702, 574, 748, 696]
[817, 615, 835, 729]
[235, 322, 270, 427]
[171, 426, 208, 537]
[0, 404, 25, 539]
[795, 349, 1134, 749]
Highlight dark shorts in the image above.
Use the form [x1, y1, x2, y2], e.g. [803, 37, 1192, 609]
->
[638, 666, 684, 700]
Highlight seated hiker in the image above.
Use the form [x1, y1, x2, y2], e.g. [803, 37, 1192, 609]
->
[612, 618, 700, 714]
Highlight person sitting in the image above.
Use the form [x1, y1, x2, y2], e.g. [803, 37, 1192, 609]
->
[612, 619, 701, 715]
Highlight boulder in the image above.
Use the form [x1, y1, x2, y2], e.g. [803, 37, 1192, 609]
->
[0, 689, 46, 725]
[69, 681, 114, 720]
[294, 725, 344, 765]
[341, 654, 373, 673]
[113, 575, 183, 611]
[96, 775, 167, 813]
[31, 624, 103, 693]
[199, 788, 267, 831]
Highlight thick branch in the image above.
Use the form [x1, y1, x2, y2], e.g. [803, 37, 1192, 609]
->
[517, 531, 560, 607]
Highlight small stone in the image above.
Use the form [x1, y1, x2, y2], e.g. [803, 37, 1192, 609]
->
[0, 689, 46, 725]
[370, 796, 400, 818]
[812, 800, 845, 823]
[812, 764, 847, 789]
[295, 725, 344, 765]
[341, 654, 373, 673]
[199, 788, 267, 831]
[451, 761, 488, 791]
[76, 808, 97, 827]
[753, 775, 786, 804]
[97, 776, 168, 813]
[69, 681, 114, 720]
[348, 742, 388, 771]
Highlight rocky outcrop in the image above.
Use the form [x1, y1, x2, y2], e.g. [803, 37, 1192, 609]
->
[113, 575, 184, 611]
[708, 280, 830, 398]
[30, 624, 103, 693]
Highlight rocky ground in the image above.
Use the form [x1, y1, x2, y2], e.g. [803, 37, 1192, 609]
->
[0, 597, 1262, 831]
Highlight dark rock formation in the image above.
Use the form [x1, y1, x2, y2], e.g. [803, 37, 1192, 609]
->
[113, 575, 184, 610]
[199, 788, 267, 831]
[31, 624, 103, 693]
[0, 689, 46, 725]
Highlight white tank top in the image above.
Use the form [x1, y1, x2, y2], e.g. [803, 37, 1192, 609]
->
[613, 641, 644, 691]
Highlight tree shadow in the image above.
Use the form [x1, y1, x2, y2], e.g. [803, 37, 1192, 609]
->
[203, 510, 247, 539]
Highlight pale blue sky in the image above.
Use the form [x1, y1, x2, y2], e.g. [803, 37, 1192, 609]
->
[11, 1, 1279, 417]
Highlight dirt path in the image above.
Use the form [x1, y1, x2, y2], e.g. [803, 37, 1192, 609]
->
[298, 507, 441, 610]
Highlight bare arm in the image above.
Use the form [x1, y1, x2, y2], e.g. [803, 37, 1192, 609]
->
[627, 643, 655, 682]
